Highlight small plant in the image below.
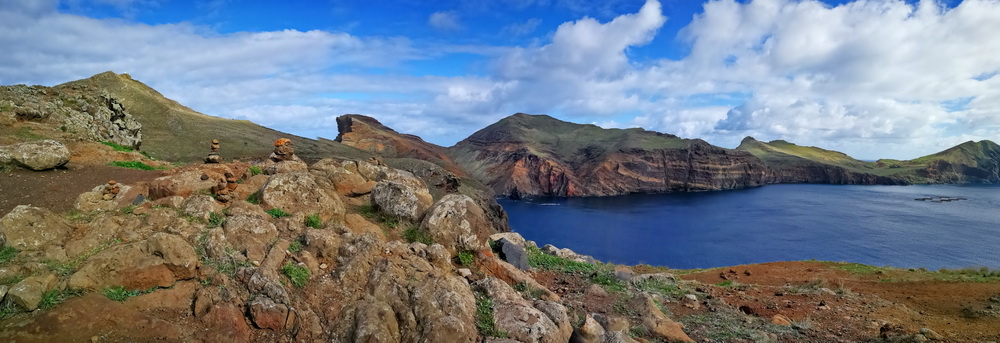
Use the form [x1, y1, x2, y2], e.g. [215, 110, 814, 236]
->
[267, 208, 290, 218]
[248, 166, 264, 176]
[288, 238, 304, 254]
[475, 290, 508, 338]
[403, 227, 434, 245]
[456, 250, 474, 267]
[207, 212, 225, 228]
[357, 204, 377, 218]
[0, 299, 21, 320]
[0, 247, 18, 264]
[41, 288, 84, 309]
[102, 286, 142, 302]
[305, 213, 322, 229]
[246, 192, 261, 204]
[281, 262, 310, 288]
[717, 280, 734, 287]
[513, 281, 546, 300]
[121, 205, 137, 215]
[100, 141, 134, 152]
[108, 161, 155, 170]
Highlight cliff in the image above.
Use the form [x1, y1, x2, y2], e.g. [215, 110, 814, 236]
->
[736, 137, 908, 185]
[450, 113, 769, 197]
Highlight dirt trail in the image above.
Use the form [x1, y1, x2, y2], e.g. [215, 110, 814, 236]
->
[0, 164, 164, 215]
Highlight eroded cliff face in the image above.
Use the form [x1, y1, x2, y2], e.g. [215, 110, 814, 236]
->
[336, 114, 467, 177]
[451, 115, 770, 197]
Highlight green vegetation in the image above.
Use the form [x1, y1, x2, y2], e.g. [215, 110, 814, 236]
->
[305, 213, 322, 229]
[102, 285, 157, 302]
[0, 247, 19, 264]
[525, 246, 625, 292]
[456, 250, 475, 267]
[474, 290, 508, 338]
[207, 211, 225, 228]
[121, 205, 137, 215]
[681, 309, 797, 342]
[248, 166, 264, 176]
[512, 281, 546, 300]
[288, 237, 304, 254]
[357, 204, 401, 229]
[266, 208, 290, 218]
[45, 238, 121, 277]
[100, 141, 133, 152]
[281, 262, 310, 288]
[246, 192, 260, 204]
[40, 288, 85, 309]
[108, 161, 156, 170]
[403, 226, 434, 245]
[0, 300, 21, 320]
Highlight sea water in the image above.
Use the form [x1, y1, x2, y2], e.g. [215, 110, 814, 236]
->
[498, 184, 1000, 270]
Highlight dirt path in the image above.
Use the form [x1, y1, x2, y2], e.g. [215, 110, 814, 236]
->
[0, 165, 164, 215]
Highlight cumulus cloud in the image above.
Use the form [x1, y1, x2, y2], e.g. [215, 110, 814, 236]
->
[428, 11, 461, 31]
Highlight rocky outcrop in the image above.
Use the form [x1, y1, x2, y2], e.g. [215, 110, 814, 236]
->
[259, 172, 345, 222]
[420, 194, 491, 255]
[0, 205, 72, 250]
[0, 140, 71, 170]
[451, 113, 768, 197]
[335, 114, 468, 177]
[474, 277, 573, 343]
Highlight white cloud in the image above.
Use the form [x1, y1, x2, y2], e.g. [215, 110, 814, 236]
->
[428, 11, 461, 31]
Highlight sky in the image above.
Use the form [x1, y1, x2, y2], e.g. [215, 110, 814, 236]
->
[1, 0, 998, 160]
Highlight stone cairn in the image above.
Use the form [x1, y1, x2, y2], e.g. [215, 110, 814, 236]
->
[271, 138, 295, 162]
[205, 139, 221, 164]
[101, 180, 120, 200]
[213, 172, 239, 204]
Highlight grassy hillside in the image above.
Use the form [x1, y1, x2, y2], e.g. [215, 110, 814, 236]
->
[57, 72, 369, 163]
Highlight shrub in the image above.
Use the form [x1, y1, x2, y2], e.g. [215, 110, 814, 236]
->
[108, 161, 155, 170]
[305, 213, 322, 229]
[266, 208, 290, 218]
[281, 262, 310, 288]
[403, 227, 433, 245]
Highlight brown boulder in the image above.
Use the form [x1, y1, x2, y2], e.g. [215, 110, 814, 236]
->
[249, 296, 290, 331]
[148, 170, 218, 199]
[202, 303, 252, 343]
[260, 172, 345, 222]
[8, 273, 58, 310]
[67, 233, 198, 291]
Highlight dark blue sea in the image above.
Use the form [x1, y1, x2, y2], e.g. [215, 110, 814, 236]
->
[498, 184, 1000, 270]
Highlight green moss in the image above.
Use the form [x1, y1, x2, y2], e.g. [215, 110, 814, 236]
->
[281, 262, 310, 288]
[266, 208, 290, 218]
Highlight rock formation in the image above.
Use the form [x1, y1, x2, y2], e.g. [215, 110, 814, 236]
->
[205, 139, 222, 164]
[0, 140, 71, 171]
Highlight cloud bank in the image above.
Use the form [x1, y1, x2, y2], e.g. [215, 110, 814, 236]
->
[1, 0, 999, 159]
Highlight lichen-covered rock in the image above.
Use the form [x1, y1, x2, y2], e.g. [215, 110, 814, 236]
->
[570, 315, 607, 343]
[260, 172, 345, 222]
[474, 277, 572, 343]
[0, 205, 72, 250]
[309, 158, 377, 196]
[206, 214, 279, 262]
[182, 194, 223, 221]
[420, 194, 491, 255]
[8, 273, 58, 310]
[4, 140, 70, 170]
[371, 178, 433, 222]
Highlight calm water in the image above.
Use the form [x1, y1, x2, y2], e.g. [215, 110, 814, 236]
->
[499, 184, 1000, 270]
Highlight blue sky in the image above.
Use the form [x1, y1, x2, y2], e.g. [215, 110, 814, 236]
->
[2, 0, 999, 159]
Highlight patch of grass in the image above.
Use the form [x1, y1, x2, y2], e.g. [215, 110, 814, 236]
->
[403, 226, 434, 245]
[108, 161, 156, 170]
[680, 311, 782, 342]
[102, 286, 154, 302]
[475, 290, 508, 338]
[140, 151, 155, 160]
[45, 238, 121, 277]
[628, 325, 649, 338]
[248, 166, 264, 176]
[932, 267, 1000, 282]
[200, 245, 253, 276]
[356, 204, 401, 228]
[525, 246, 625, 292]
[246, 192, 260, 204]
[207, 211, 225, 228]
[0, 299, 21, 319]
[0, 247, 19, 264]
[305, 213, 322, 229]
[15, 126, 45, 140]
[513, 281, 546, 300]
[100, 141, 133, 152]
[266, 208, 290, 218]
[40, 288, 85, 309]
[0, 275, 26, 286]
[635, 278, 686, 298]
[456, 250, 474, 267]
[66, 209, 101, 222]
[281, 262, 310, 288]
[121, 205, 137, 215]
[831, 262, 885, 275]
[288, 238, 304, 254]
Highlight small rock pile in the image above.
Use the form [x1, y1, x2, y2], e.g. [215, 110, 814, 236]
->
[205, 139, 221, 164]
[101, 180, 120, 200]
[271, 138, 294, 162]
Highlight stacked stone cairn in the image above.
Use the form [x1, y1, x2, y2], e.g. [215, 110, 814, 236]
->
[212, 172, 239, 203]
[270, 138, 294, 161]
[205, 139, 221, 164]
[101, 180, 120, 200]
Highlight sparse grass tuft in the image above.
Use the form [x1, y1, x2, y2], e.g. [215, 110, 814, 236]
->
[248, 166, 264, 176]
[102, 286, 155, 302]
[475, 290, 508, 338]
[281, 262, 309, 288]
[0, 247, 19, 264]
[513, 281, 546, 300]
[525, 246, 625, 292]
[108, 161, 155, 170]
[456, 250, 474, 267]
[288, 238, 304, 254]
[100, 141, 133, 152]
[121, 205, 137, 215]
[246, 192, 260, 204]
[266, 208, 290, 218]
[40, 288, 85, 309]
[305, 213, 322, 229]
[403, 226, 434, 245]
[207, 211, 225, 228]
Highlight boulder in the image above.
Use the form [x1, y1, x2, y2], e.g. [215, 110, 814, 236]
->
[260, 172, 345, 222]
[497, 238, 530, 271]
[249, 296, 290, 331]
[148, 171, 217, 199]
[474, 277, 572, 343]
[309, 158, 377, 196]
[420, 194, 491, 255]
[371, 180, 433, 221]
[8, 273, 58, 310]
[207, 215, 279, 262]
[201, 303, 252, 343]
[5, 140, 70, 170]
[74, 184, 134, 212]
[570, 315, 606, 343]
[67, 234, 198, 291]
[631, 293, 694, 342]
[0, 205, 72, 250]
[182, 194, 223, 221]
